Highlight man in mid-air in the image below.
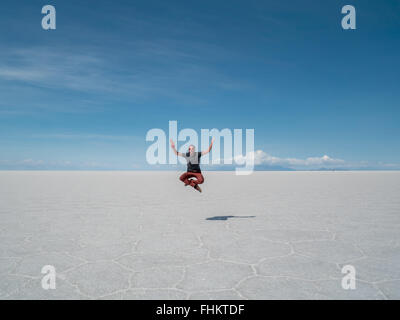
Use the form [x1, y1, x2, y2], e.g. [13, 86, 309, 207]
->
[170, 138, 214, 193]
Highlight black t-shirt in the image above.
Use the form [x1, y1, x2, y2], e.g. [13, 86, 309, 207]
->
[184, 152, 202, 173]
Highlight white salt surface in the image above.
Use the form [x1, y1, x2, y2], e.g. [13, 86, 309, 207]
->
[0, 171, 399, 299]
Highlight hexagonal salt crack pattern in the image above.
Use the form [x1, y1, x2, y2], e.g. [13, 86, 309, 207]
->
[64, 261, 130, 298]
[376, 280, 400, 299]
[131, 266, 184, 288]
[0, 275, 30, 298]
[342, 257, 400, 282]
[69, 242, 132, 262]
[313, 280, 385, 300]
[1, 171, 400, 299]
[29, 238, 82, 253]
[292, 241, 363, 263]
[98, 292, 124, 300]
[188, 290, 243, 300]
[177, 261, 253, 291]
[204, 236, 291, 264]
[0, 257, 20, 275]
[358, 243, 400, 261]
[237, 276, 318, 299]
[136, 232, 200, 254]
[122, 288, 187, 300]
[257, 254, 340, 280]
[14, 252, 83, 277]
[6, 277, 87, 300]
[250, 229, 333, 243]
[78, 232, 132, 247]
[117, 248, 209, 271]
[0, 242, 42, 258]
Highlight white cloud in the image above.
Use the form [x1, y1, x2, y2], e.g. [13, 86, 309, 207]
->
[20, 159, 45, 165]
[233, 150, 346, 169]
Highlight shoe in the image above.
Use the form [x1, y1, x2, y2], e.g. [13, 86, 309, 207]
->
[194, 185, 202, 193]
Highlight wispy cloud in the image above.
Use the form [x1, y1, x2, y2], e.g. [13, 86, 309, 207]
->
[31, 133, 141, 141]
[0, 68, 48, 81]
[0, 47, 117, 93]
[0, 41, 247, 107]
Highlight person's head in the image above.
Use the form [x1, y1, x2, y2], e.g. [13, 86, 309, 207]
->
[188, 145, 195, 154]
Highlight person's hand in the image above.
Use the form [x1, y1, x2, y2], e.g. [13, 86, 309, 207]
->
[211, 138, 215, 145]
[170, 139, 175, 149]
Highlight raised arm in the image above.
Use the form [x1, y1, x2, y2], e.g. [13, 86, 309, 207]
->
[201, 138, 214, 156]
[170, 139, 184, 157]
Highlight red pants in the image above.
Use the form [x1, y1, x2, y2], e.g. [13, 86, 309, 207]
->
[179, 172, 204, 188]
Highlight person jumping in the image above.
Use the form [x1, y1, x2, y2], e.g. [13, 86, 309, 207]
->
[170, 138, 214, 193]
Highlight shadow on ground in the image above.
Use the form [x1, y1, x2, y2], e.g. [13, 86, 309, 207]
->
[206, 215, 256, 221]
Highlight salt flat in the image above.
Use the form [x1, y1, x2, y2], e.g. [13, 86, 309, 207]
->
[0, 171, 399, 300]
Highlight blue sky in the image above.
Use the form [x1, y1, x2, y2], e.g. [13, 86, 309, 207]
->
[0, 0, 399, 170]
